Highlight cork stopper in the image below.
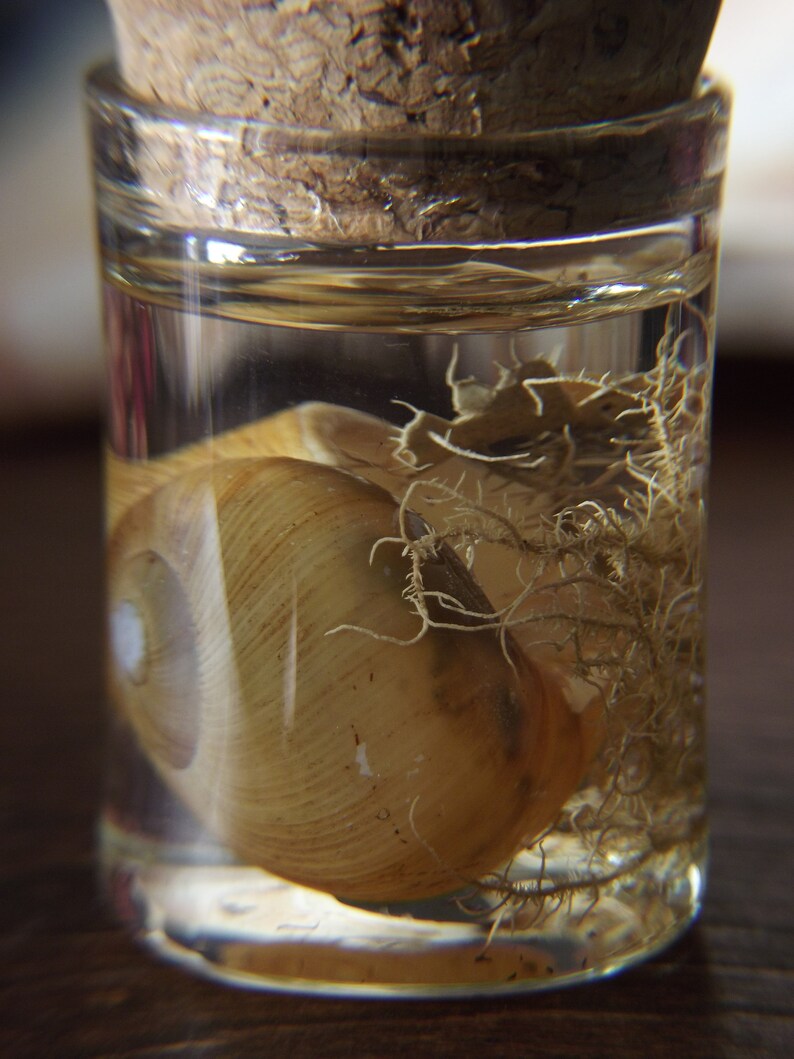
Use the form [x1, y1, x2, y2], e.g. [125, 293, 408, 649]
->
[103, 1, 724, 242]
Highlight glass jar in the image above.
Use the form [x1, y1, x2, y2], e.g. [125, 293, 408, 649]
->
[88, 62, 729, 996]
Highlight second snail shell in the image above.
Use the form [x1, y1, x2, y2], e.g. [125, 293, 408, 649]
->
[108, 455, 586, 902]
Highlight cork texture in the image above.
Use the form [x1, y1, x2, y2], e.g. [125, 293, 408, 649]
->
[104, 1, 723, 242]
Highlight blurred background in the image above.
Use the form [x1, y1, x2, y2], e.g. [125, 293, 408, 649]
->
[0, 0, 792, 427]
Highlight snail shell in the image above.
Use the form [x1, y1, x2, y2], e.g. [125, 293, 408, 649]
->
[106, 402, 398, 533]
[108, 456, 585, 901]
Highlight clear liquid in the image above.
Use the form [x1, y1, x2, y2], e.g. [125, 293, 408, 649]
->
[102, 224, 712, 994]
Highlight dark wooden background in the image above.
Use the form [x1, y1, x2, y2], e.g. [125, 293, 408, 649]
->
[1, 356, 792, 1058]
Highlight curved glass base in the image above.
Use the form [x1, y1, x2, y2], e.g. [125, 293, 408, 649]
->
[102, 823, 705, 998]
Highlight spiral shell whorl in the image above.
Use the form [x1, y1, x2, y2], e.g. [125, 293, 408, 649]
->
[108, 456, 584, 901]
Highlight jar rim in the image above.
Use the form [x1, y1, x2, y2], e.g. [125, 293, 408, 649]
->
[86, 61, 729, 153]
[87, 60, 730, 245]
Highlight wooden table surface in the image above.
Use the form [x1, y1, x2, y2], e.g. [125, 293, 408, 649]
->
[1, 357, 792, 1058]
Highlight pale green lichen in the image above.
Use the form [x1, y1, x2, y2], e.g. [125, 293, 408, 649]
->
[335, 301, 711, 921]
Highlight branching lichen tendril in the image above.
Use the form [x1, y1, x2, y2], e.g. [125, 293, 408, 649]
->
[337, 304, 709, 929]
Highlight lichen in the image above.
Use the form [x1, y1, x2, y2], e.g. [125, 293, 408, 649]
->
[332, 300, 711, 921]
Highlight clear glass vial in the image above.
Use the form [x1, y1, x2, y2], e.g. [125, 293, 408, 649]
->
[88, 63, 729, 996]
